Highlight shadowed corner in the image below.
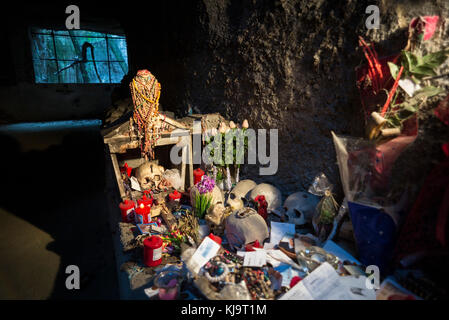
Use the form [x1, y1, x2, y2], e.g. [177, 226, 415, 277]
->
[0, 122, 119, 300]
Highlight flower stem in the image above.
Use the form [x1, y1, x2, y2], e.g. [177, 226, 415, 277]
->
[226, 166, 232, 190]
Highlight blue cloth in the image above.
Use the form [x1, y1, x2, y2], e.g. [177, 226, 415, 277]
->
[348, 201, 397, 273]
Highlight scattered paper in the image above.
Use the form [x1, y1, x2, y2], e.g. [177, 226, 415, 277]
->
[264, 249, 303, 271]
[189, 236, 221, 274]
[376, 277, 420, 300]
[398, 77, 421, 97]
[263, 243, 276, 250]
[270, 222, 295, 245]
[243, 250, 267, 267]
[339, 275, 377, 300]
[236, 251, 246, 258]
[274, 264, 303, 288]
[280, 262, 370, 300]
[130, 176, 142, 191]
[144, 287, 159, 299]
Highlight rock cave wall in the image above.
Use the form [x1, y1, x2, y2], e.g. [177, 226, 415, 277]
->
[151, 0, 449, 200]
[179, 0, 372, 195]
[3, 1, 447, 201]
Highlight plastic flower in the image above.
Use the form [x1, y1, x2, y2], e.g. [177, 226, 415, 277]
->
[197, 175, 215, 194]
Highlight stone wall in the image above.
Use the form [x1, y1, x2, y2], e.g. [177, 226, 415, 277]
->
[173, 0, 449, 198]
[177, 0, 375, 195]
[3, 1, 448, 200]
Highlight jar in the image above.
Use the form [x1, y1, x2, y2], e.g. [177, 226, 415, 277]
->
[193, 168, 205, 185]
[143, 236, 162, 267]
[135, 203, 151, 224]
[169, 190, 182, 202]
[119, 199, 135, 223]
[154, 271, 181, 300]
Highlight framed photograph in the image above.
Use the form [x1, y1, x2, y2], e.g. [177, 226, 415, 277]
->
[137, 222, 158, 235]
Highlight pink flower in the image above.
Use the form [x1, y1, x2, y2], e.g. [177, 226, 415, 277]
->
[197, 175, 215, 194]
[410, 16, 439, 41]
[423, 16, 439, 41]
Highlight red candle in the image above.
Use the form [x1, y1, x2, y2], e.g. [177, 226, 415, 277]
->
[119, 199, 135, 223]
[193, 168, 205, 185]
[143, 236, 163, 267]
[208, 233, 222, 245]
[135, 203, 151, 224]
[139, 195, 153, 208]
[169, 190, 182, 202]
[120, 163, 132, 177]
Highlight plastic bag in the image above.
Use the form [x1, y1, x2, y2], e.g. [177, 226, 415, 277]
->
[331, 131, 416, 273]
[331, 131, 415, 224]
[162, 169, 183, 190]
[308, 173, 339, 241]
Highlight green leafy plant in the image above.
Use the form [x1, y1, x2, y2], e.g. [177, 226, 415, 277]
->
[194, 193, 212, 219]
[204, 123, 250, 189]
[384, 49, 448, 129]
[389, 50, 449, 83]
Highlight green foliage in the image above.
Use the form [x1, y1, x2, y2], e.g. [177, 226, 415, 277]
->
[388, 62, 399, 80]
[398, 49, 449, 82]
[204, 127, 249, 169]
[384, 49, 448, 128]
[194, 193, 212, 219]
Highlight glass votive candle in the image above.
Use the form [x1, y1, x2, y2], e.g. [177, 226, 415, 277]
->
[154, 271, 181, 300]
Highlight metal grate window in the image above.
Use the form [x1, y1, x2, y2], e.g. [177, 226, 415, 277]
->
[30, 27, 128, 84]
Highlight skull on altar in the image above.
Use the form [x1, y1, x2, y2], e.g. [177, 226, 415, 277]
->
[283, 191, 320, 225]
[135, 161, 165, 190]
[247, 183, 282, 212]
[226, 179, 257, 211]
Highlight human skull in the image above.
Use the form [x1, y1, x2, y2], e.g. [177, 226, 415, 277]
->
[206, 203, 225, 226]
[205, 203, 227, 236]
[225, 207, 269, 249]
[283, 192, 320, 225]
[226, 179, 257, 211]
[248, 183, 282, 212]
[135, 161, 165, 190]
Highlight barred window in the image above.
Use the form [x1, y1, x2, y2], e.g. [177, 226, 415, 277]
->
[30, 27, 128, 84]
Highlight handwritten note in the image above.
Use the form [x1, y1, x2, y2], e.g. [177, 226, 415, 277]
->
[243, 250, 267, 267]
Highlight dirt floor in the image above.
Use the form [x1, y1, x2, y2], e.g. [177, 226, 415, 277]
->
[0, 121, 119, 299]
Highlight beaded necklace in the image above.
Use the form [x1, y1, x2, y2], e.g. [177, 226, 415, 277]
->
[129, 69, 162, 160]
